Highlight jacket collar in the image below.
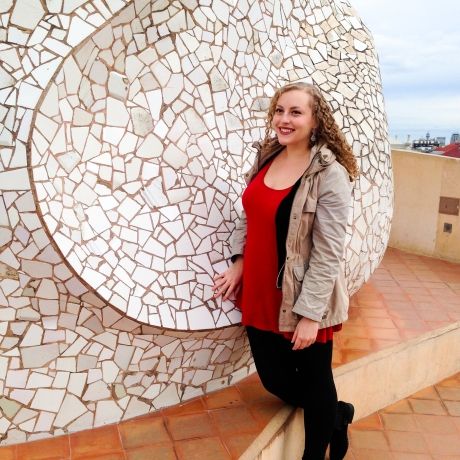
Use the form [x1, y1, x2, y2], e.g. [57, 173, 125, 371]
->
[253, 140, 336, 178]
[306, 143, 336, 177]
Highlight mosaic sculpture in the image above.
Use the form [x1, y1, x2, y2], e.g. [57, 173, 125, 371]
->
[0, 0, 392, 444]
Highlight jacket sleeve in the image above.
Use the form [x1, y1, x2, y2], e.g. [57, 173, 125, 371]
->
[229, 209, 247, 261]
[292, 164, 352, 322]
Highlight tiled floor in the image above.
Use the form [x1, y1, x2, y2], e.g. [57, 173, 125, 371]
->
[333, 248, 460, 367]
[1, 247, 460, 459]
[347, 373, 460, 459]
[0, 373, 283, 460]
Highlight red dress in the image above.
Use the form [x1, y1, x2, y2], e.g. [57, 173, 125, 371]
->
[238, 160, 341, 343]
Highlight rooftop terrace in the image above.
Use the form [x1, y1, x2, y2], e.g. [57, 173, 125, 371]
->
[1, 246, 458, 459]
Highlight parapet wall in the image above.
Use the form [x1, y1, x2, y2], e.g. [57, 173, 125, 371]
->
[390, 149, 460, 263]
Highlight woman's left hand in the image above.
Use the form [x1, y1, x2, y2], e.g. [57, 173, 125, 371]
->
[291, 317, 320, 350]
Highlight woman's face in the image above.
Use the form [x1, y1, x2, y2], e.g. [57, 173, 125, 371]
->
[272, 89, 317, 149]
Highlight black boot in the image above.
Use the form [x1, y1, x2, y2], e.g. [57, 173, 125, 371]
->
[329, 401, 354, 460]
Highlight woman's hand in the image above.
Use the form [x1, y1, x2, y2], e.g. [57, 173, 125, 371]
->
[213, 257, 243, 300]
[291, 316, 319, 350]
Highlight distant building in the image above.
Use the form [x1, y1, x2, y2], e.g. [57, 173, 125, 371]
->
[451, 133, 459, 144]
[412, 133, 440, 153]
[436, 137, 446, 147]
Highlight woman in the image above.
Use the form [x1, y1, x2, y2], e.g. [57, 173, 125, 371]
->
[213, 82, 359, 460]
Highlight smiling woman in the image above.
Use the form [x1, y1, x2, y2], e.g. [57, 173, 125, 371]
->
[213, 82, 358, 460]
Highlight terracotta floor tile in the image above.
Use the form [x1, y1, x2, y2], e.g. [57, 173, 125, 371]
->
[411, 386, 440, 400]
[387, 308, 420, 320]
[409, 399, 447, 415]
[447, 310, 460, 320]
[363, 317, 397, 329]
[175, 437, 231, 460]
[236, 379, 273, 404]
[351, 448, 394, 459]
[17, 435, 70, 459]
[436, 386, 460, 401]
[162, 398, 206, 416]
[0, 445, 16, 460]
[414, 414, 458, 435]
[386, 431, 428, 454]
[367, 327, 402, 341]
[344, 317, 366, 328]
[384, 300, 414, 311]
[425, 320, 451, 330]
[384, 400, 415, 415]
[210, 406, 259, 436]
[243, 372, 260, 383]
[125, 443, 177, 460]
[221, 432, 256, 458]
[422, 278, 450, 288]
[401, 329, 429, 340]
[70, 426, 122, 459]
[165, 412, 216, 441]
[444, 401, 460, 416]
[343, 449, 356, 459]
[354, 307, 389, 318]
[340, 337, 373, 351]
[248, 398, 285, 425]
[423, 433, 460, 456]
[74, 454, 124, 460]
[339, 325, 372, 339]
[408, 295, 436, 304]
[351, 413, 383, 431]
[381, 414, 418, 432]
[391, 454, 431, 460]
[350, 430, 389, 450]
[452, 415, 460, 433]
[371, 338, 402, 350]
[203, 386, 243, 410]
[119, 416, 170, 450]
[438, 375, 460, 387]
[392, 318, 428, 331]
[417, 310, 451, 322]
[340, 349, 374, 363]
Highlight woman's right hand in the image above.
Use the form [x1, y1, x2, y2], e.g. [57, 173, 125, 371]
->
[212, 256, 243, 300]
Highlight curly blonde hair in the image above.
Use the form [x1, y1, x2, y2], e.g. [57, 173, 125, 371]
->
[261, 82, 359, 180]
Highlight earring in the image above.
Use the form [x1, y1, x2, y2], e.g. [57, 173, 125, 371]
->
[310, 130, 317, 143]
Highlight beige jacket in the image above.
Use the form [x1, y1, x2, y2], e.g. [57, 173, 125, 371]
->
[230, 143, 353, 332]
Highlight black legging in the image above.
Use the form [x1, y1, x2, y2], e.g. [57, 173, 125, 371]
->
[246, 326, 337, 460]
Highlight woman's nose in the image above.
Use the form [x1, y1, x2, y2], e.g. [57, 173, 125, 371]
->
[280, 112, 290, 122]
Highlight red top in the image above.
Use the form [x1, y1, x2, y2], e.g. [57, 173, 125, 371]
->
[238, 160, 341, 343]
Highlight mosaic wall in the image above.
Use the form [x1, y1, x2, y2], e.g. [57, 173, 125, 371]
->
[0, 0, 392, 445]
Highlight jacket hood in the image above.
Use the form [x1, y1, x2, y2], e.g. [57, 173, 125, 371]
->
[307, 143, 336, 176]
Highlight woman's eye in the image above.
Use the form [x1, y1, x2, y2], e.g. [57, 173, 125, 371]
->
[292, 111, 301, 115]
[275, 108, 283, 113]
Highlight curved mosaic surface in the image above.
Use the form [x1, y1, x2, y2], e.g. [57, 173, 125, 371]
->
[0, 0, 392, 445]
[30, 0, 392, 331]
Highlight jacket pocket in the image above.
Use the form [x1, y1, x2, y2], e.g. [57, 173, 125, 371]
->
[293, 264, 307, 282]
[302, 195, 317, 213]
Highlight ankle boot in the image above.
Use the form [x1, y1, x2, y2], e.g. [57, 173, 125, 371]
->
[329, 401, 354, 460]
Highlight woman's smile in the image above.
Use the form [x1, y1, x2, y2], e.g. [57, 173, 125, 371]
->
[279, 127, 295, 135]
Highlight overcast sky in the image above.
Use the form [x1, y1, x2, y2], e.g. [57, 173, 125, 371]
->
[349, 0, 460, 142]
